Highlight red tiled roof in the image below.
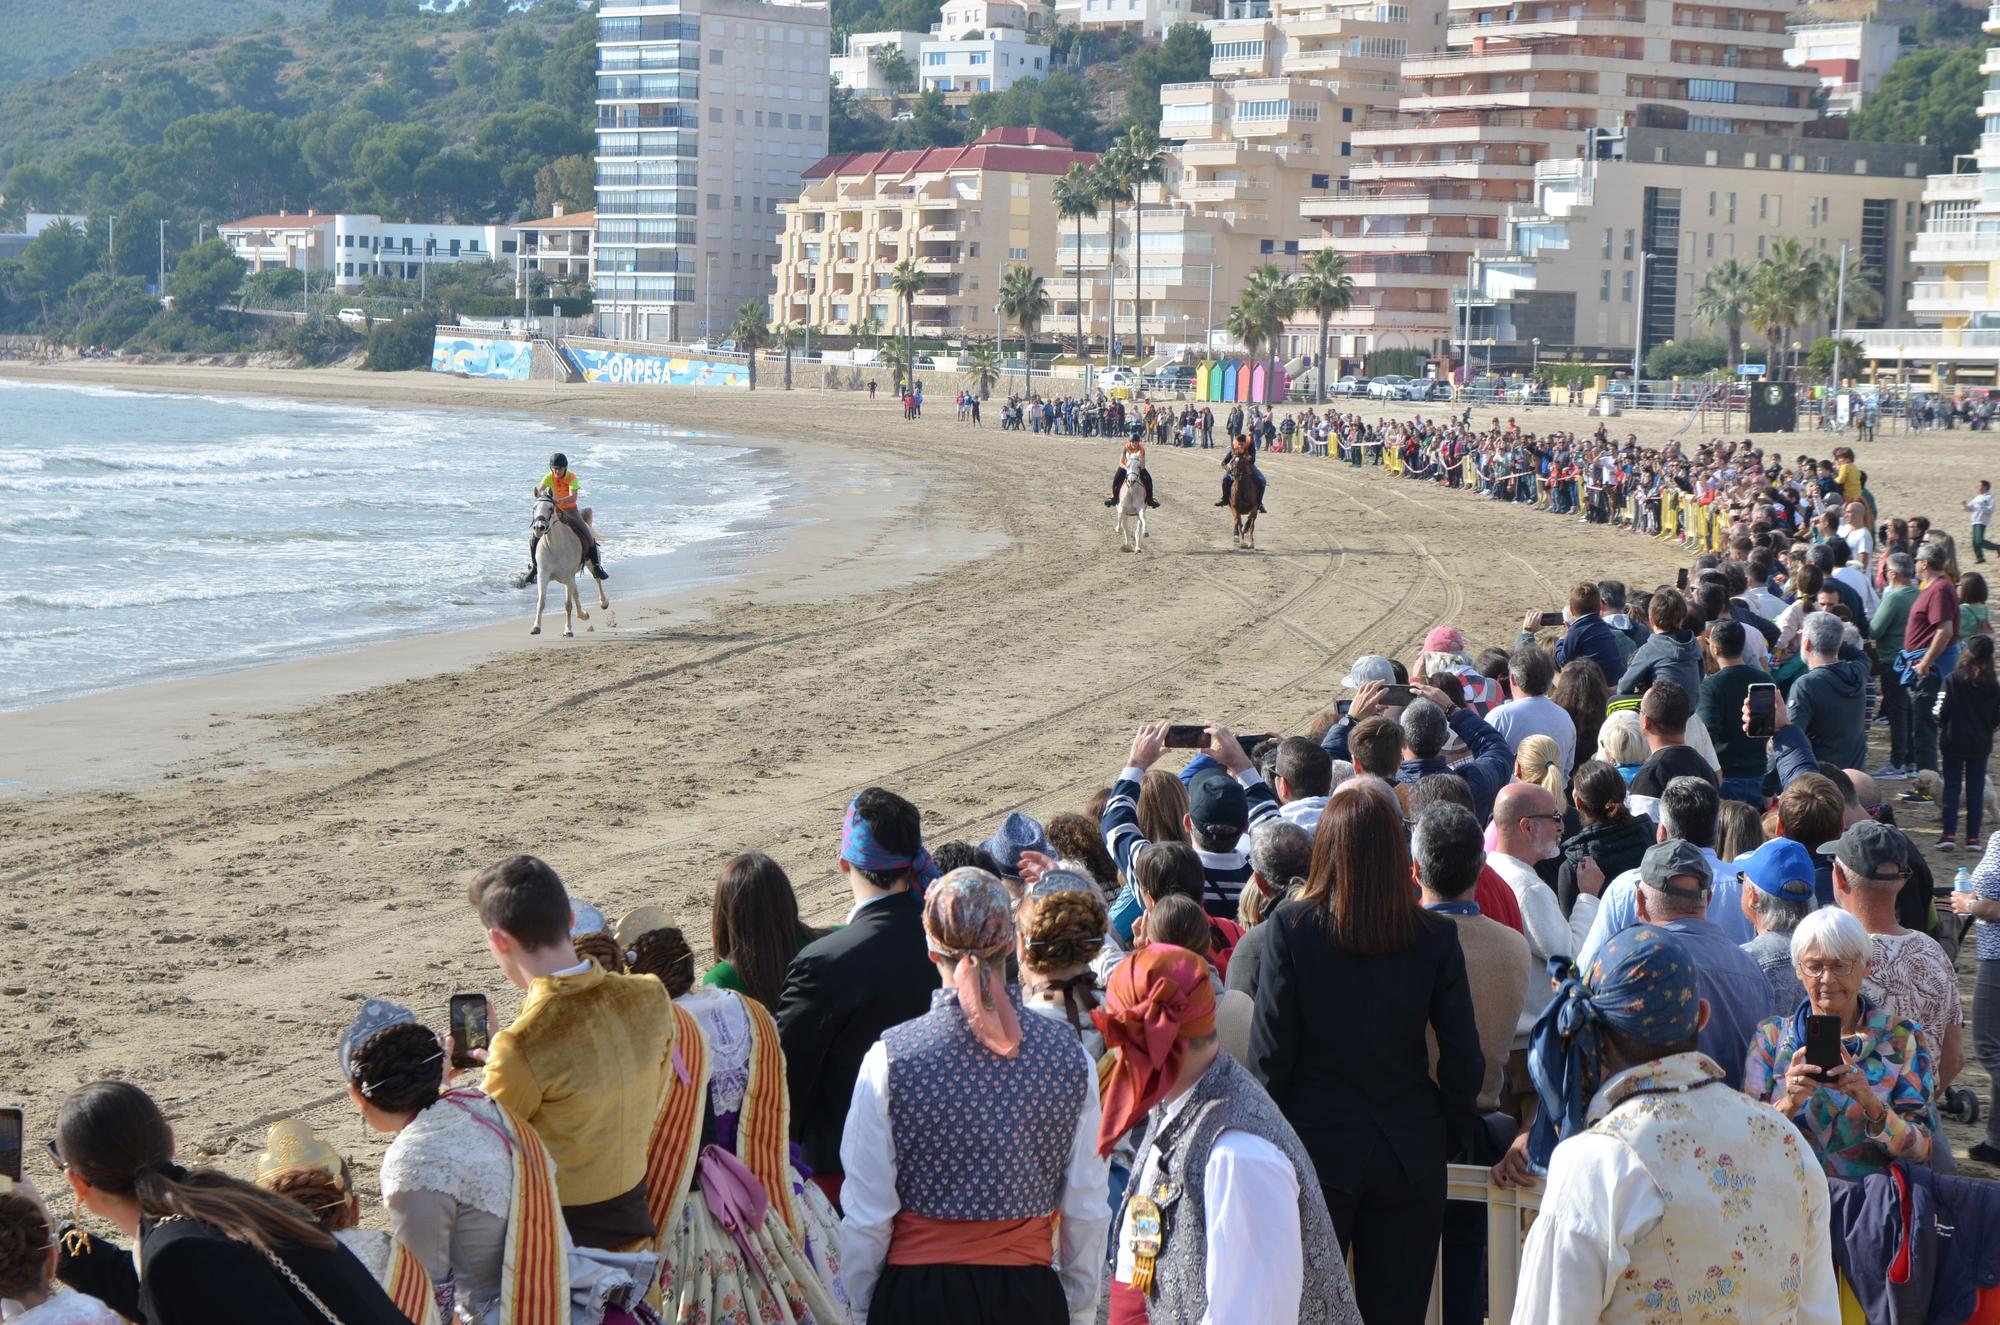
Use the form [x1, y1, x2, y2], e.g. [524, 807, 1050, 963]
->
[514, 210, 597, 229]
[802, 129, 1095, 181]
[218, 212, 336, 230]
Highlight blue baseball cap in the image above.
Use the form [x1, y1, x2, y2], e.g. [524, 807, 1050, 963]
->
[1737, 837, 1816, 902]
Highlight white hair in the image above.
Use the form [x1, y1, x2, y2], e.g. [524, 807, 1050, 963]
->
[1327, 759, 1356, 791]
[1596, 709, 1647, 766]
[1790, 906, 1871, 969]
[1801, 611, 1844, 661]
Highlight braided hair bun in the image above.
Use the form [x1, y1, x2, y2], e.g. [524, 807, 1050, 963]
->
[1020, 889, 1109, 975]
[261, 1167, 359, 1230]
[0, 1193, 49, 1302]
[347, 1022, 445, 1114]
[573, 929, 626, 974]
[628, 927, 696, 996]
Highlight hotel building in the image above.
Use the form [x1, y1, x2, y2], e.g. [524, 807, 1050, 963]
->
[594, 0, 831, 342]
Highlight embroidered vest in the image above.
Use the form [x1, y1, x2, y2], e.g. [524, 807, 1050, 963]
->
[1587, 1052, 1822, 1324]
[882, 988, 1086, 1220]
[1136, 1054, 1361, 1325]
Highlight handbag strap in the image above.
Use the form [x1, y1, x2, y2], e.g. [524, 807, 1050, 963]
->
[258, 1242, 350, 1325]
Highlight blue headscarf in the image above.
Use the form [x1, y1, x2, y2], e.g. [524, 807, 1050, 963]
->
[1525, 924, 1702, 1172]
[839, 796, 941, 896]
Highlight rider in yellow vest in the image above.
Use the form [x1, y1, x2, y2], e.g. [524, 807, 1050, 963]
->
[527, 452, 608, 583]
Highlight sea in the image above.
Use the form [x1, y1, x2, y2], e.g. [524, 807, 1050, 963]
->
[0, 380, 787, 711]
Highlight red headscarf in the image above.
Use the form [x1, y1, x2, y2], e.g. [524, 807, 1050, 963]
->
[1091, 944, 1217, 1156]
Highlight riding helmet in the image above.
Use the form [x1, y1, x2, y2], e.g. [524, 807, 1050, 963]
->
[550, 452, 568, 468]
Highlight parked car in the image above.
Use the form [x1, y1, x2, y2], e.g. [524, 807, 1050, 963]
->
[911, 353, 936, 369]
[1411, 378, 1452, 401]
[1097, 366, 1141, 389]
[1366, 374, 1411, 399]
[1151, 364, 1197, 390]
[1332, 375, 1370, 396]
[335, 308, 369, 327]
[1461, 376, 1507, 403]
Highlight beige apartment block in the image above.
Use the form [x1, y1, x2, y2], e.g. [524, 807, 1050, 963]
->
[1460, 127, 1931, 368]
[1308, 0, 1818, 369]
[772, 127, 1096, 336]
[1065, 0, 1444, 355]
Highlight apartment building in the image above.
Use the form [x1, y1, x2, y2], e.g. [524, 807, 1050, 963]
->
[772, 127, 1094, 336]
[1851, 4, 2000, 382]
[1460, 126, 1930, 367]
[594, 0, 831, 343]
[1784, 16, 1903, 118]
[1309, 0, 1818, 371]
[1053, 0, 1197, 37]
[510, 206, 596, 294]
[830, 30, 930, 93]
[217, 212, 513, 293]
[1063, 0, 1445, 355]
[920, 28, 1052, 92]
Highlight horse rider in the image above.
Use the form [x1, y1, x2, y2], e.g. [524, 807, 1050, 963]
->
[1215, 433, 1268, 513]
[527, 452, 608, 582]
[1104, 434, 1161, 509]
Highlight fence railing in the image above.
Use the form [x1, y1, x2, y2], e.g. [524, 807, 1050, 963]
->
[1424, 1165, 1543, 1325]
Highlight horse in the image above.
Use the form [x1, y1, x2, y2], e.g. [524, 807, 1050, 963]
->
[1114, 455, 1148, 552]
[525, 496, 609, 637]
[1228, 448, 1259, 549]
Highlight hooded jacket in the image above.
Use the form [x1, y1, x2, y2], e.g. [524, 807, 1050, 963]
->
[1553, 812, 1656, 916]
[1615, 627, 1703, 699]
[1786, 641, 1870, 770]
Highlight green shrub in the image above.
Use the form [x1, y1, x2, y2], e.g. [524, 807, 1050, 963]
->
[361, 311, 440, 371]
[1369, 347, 1427, 377]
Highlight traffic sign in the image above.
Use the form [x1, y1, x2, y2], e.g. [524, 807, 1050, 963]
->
[1738, 363, 1766, 375]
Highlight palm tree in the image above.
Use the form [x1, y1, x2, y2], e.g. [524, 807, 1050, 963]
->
[1811, 247, 1882, 330]
[730, 300, 774, 390]
[1238, 263, 1296, 402]
[962, 339, 1002, 399]
[1754, 239, 1821, 378]
[1092, 142, 1132, 365]
[1290, 249, 1355, 402]
[1121, 126, 1168, 368]
[997, 264, 1050, 394]
[888, 256, 925, 389]
[1693, 258, 1757, 370]
[1050, 163, 1100, 359]
[879, 338, 914, 390]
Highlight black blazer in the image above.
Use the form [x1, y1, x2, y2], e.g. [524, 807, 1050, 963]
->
[58, 1218, 411, 1325]
[1248, 900, 1483, 1194]
[775, 889, 938, 1177]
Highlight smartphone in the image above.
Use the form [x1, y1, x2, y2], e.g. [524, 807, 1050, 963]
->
[1746, 683, 1777, 739]
[1538, 611, 1565, 628]
[1163, 723, 1208, 749]
[0, 1107, 20, 1184]
[1378, 683, 1417, 708]
[449, 994, 490, 1071]
[1335, 698, 1352, 717]
[1676, 567, 1690, 590]
[1804, 1013, 1844, 1074]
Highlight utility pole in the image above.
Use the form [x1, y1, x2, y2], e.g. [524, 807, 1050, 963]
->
[158, 219, 165, 299]
[1205, 263, 1215, 353]
[1631, 250, 1649, 402]
[106, 215, 117, 265]
[1830, 239, 1849, 398]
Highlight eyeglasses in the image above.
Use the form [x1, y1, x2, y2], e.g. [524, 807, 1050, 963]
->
[1798, 958, 1858, 980]
[1518, 813, 1564, 824]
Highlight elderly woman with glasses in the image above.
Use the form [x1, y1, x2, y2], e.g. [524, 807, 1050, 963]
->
[1742, 908, 1934, 1177]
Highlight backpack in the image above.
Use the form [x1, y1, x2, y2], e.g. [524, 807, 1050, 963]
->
[1208, 916, 1244, 980]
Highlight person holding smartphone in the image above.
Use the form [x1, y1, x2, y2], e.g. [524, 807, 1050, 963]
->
[1742, 908, 1935, 1177]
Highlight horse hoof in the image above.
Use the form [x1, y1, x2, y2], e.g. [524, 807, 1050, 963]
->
[530, 626, 541, 635]
[563, 629, 574, 638]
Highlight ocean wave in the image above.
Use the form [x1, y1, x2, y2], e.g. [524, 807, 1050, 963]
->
[7, 582, 286, 612]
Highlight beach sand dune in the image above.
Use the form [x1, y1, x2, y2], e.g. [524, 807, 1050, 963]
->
[0, 362, 1989, 1184]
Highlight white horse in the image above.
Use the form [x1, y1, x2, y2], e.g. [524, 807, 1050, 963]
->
[1114, 456, 1148, 552]
[525, 496, 609, 637]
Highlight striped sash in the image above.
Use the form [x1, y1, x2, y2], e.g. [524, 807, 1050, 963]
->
[496, 1102, 571, 1325]
[645, 1002, 711, 1242]
[385, 1238, 441, 1325]
[735, 996, 798, 1240]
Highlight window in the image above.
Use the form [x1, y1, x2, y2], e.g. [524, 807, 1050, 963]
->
[1008, 246, 1028, 260]
[789, 113, 802, 128]
[709, 107, 722, 122]
[1260, 239, 1275, 253]
[809, 114, 823, 129]
[1707, 191, 1715, 217]
[1704, 149, 1718, 166]
[1757, 234, 1766, 259]
[1757, 194, 1767, 220]
[1599, 270, 1611, 301]
[1310, 173, 1330, 190]
[1705, 232, 1714, 258]
[925, 51, 946, 64]
[1621, 270, 1632, 301]
[1726, 192, 1736, 222]
[1622, 229, 1634, 260]
[709, 48, 723, 64]
[708, 193, 722, 209]
[1212, 38, 1265, 60]
[1340, 141, 1351, 156]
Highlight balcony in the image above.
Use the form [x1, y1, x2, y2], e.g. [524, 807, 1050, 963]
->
[1908, 281, 1991, 313]
[1179, 179, 1270, 200]
[1854, 328, 2000, 362]
[1911, 230, 2000, 263]
[1928, 172, 1983, 201]
[1988, 3, 2000, 30]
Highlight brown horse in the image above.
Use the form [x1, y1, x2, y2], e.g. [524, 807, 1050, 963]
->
[1228, 448, 1259, 549]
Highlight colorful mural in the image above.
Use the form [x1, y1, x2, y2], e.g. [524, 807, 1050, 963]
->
[430, 334, 533, 380]
[564, 346, 748, 387]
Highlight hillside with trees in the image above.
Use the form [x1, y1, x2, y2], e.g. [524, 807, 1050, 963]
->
[0, 1, 596, 228]
[0, 0, 322, 94]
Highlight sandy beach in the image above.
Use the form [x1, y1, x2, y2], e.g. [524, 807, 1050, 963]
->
[2, 360, 1993, 1187]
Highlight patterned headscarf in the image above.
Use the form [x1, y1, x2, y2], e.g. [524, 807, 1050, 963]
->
[840, 796, 941, 896]
[1526, 924, 1700, 1172]
[923, 868, 1021, 1058]
[1092, 944, 1217, 1157]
